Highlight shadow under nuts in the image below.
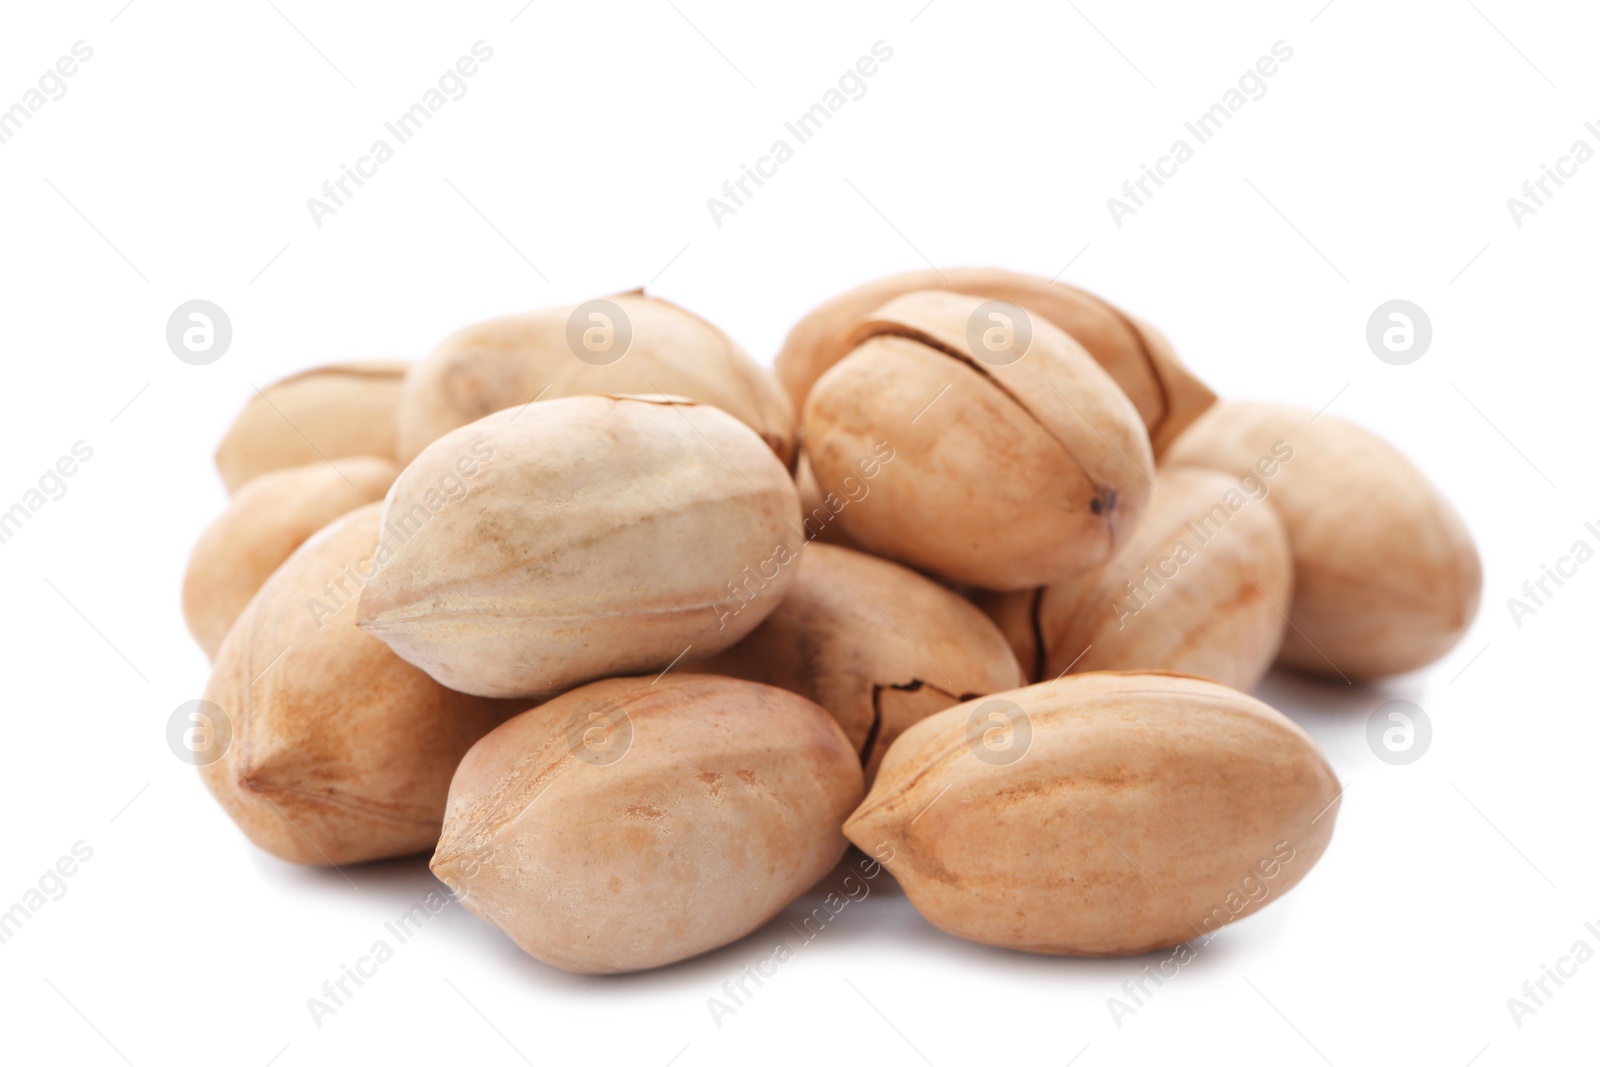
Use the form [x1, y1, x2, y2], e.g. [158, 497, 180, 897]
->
[182, 456, 397, 659]
[978, 465, 1292, 692]
[845, 672, 1340, 956]
[1166, 400, 1482, 679]
[802, 290, 1154, 590]
[430, 674, 863, 974]
[214, 361, 408, 494]
[696, 542, 1024, 785]
[393, 291, 796, 468]
[357, 394, 803, 699]
[776, 267, 1215, 454]
[200, 504, 525, 866]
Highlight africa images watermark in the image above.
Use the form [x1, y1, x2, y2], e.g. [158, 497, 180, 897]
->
[306, 438, 494, 627]
[705, 843, 896, 1029]
[798, 439, 897, 544]
[1106, 840, 1298, 1028]
[1505, 119, 1600, 229]
[705, 40, 895, 229]
[0, 440, 95, 548]
[1504, 918, 1600, 1030]
[305, 888, 453, 1028]
[1107, 40, 1295, 228]
[1108, 441, 1294, 629]
[0, 41, 94, 148]
[305, 41, 495, 229]
[0, 841, 94, 947]
[712, 439, 896, 632]
[1504, 518, 1600, 630]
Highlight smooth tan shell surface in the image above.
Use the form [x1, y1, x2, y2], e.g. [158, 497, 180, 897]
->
[1165, 401, 1482, 679]
[802, 290, 1155, 591]
[358, 395, 803, 699]
[845, 673, 1340, 956]
[430, 674, 863, 974]
[200, 504, 525, 866]
[214, 361, 408, 494]
[182, 457, 397, 659]
[394, 291, 796, 467]
[776, 267, 1214, 454]
[696, 543, 1025, 784]
[979, 466, 1292, 691]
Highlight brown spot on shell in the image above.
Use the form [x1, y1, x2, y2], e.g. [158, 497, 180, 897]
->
[624, 804, 665, 820]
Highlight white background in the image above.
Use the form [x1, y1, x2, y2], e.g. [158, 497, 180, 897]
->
[0, 1, 1595, 1064]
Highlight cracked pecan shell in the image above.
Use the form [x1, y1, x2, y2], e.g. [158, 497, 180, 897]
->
[775, 267, 1214, 455]
[697, 543, 1024, 784]
[801, 290, 1155, 590]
